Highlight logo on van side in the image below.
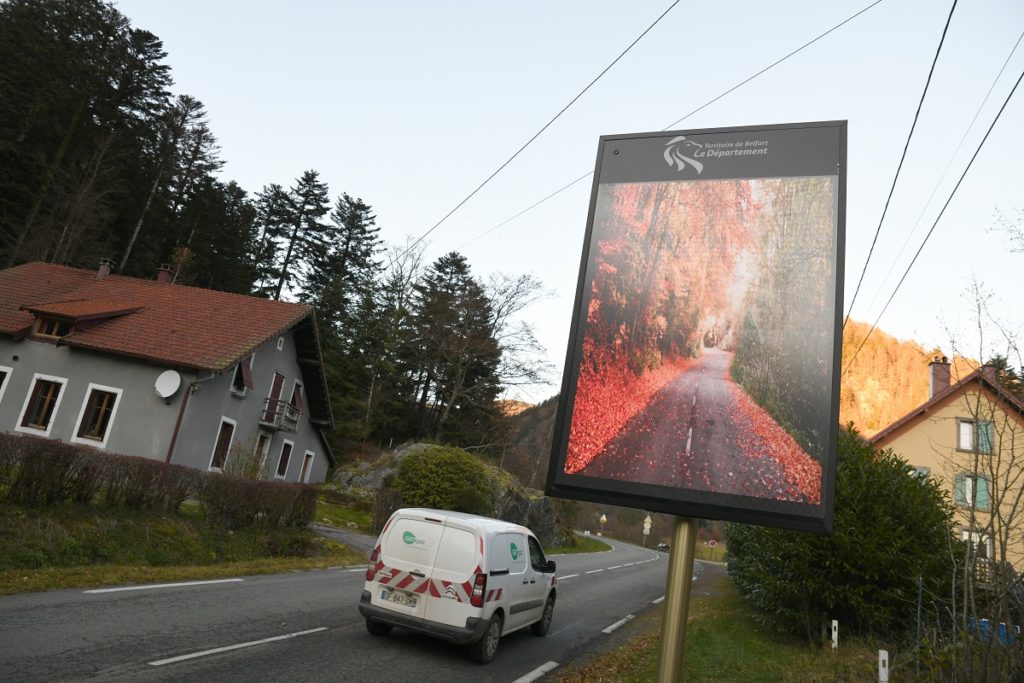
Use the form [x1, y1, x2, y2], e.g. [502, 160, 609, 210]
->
[403, 531, 426, 546]
[510, 542, 520, 560]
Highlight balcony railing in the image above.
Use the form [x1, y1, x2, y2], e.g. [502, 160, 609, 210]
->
[260, 398, 300, 432]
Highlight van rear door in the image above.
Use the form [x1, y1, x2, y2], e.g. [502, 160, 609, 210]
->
[422, 522, 480, 626]
[374, 514, 446, 620]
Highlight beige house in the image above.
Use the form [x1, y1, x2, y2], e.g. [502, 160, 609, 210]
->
[870, 358, 1024, 574]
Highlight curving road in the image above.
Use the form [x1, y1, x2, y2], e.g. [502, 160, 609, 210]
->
[580, 348, 788, 497]
[0, 534, 728, 682]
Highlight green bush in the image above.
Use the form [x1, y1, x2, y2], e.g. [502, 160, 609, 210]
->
[726, 426, 956, 642]
[392, 446, 493, 515]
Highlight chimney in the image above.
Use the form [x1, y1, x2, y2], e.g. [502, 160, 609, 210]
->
[97, 257, 113, 279]
[156, 264, 174, 284]
[929, 356, 950, 398]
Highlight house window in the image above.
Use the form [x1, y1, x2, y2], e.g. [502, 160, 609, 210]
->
[277, 337, 284, 351]
[209, 418, 236, 470]
[954, 473, 990, 511]
[289, 381, 303, 413]
[231, 356, 254, 397]
[0, 366, 11, 406]
[17, 374, 67, 436]
[71, 384, 122, 448]
[34, 316, 72, 338]
[961, 529, 995, 560]
[958, 419, 994, 454]
[275, 441, 293, 479]
[299, 451, 314, 483]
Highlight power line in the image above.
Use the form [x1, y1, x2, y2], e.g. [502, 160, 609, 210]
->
[842, 64, 1024, 377]
[457, 0, 886, 252]
[386, 0, 682, 269]
[860, 28, 1024, 317]
[843, 0, 958, 329]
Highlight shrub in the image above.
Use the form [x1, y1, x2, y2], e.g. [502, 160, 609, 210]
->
[7, 438, 85, 506]
[392, 445, 493, 515]
[199, 474, 316, 528]
[726, 426, 956, 642]
[103, 455, 199, 511]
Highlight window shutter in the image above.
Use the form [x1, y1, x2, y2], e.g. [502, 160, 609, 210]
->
[977, 477, 990, 510]
[241, 357, 255, 389]
[292, 385, 303, 411]
[978, 422, 994, 454]
[954, 474, 966, 506]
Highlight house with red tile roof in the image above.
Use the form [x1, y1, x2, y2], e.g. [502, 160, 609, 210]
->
[870, 358, 1024, 574]
[0, 261, 334, 483]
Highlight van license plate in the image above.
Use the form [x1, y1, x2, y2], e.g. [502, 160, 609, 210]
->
[381, 590, 417, 608]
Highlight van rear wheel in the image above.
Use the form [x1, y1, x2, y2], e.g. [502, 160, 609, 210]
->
[532, 595, 555, 636]
[365, 618, 392, 636]
[471, 613, 502, 664]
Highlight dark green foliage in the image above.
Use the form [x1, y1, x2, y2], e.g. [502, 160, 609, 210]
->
[726, 426, 956, 642]
[392, 446, 494, 515]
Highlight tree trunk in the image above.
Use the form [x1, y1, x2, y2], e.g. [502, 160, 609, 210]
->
[119, 164, 164, 272]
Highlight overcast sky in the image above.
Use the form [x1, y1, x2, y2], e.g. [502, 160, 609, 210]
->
[114, 0, 1024, 400]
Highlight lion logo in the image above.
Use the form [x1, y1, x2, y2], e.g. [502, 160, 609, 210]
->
[664, 136, 704, 174]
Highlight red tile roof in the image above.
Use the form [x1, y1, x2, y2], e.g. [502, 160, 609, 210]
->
[0, 262, 311, 372]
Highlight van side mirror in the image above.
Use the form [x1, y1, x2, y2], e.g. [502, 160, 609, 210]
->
[546, 560, 556, 573]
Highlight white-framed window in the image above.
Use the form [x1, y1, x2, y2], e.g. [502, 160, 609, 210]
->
[231, 355, 255, 398]
[288, 379, 304, 413]
[209, 417, 237, 471]
[275, 440, 294, 480]
[299, 450, 315, 483]
[0, 365, 12, 406]
[958, 418, 994, 454]
[70, 383, 123, 449]
[254, 430, 273, 476]
[16, 373, 68, 437]
[276, 336, 284, 351]
[961, 529, 995, 560]
[954, 472, 991, 511]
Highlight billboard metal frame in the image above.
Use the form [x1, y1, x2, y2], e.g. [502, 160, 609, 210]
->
[545, 120, 847, 534]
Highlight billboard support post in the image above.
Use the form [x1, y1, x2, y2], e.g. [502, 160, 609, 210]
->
[655, 516, 698, 683]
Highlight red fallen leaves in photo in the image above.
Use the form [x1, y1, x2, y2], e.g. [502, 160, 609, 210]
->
[728, 383, 821, 504]
[565, 344, 692, 473]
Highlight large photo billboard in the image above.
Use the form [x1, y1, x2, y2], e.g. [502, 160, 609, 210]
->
[546, 121, 846, 533]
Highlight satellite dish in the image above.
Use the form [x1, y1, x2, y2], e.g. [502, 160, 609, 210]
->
[155, 370, 182, 399]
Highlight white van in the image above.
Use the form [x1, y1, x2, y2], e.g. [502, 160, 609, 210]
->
[358, 508, 557, 663]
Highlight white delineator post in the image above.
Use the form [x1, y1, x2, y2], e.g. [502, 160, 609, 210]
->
[879, 650, 889, 682]
[832, 620, 839, 653]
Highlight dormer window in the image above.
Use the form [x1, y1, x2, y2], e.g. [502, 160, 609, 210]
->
[34, 316, 72, 338]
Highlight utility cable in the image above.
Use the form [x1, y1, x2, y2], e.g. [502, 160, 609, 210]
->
[457, 0, 886, 252]
[842, 64, 1024, 377]
[860, 28, 1024, 317]
[843, 0, 958, 329]
[387, 0, 682, 269]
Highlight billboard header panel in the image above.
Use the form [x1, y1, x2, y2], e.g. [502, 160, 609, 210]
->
[546, 120, 846, 533]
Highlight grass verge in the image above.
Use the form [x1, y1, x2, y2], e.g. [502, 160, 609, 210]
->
[549, 534, 612, 555]
[315, 494, 373, 532]
[0, 502, 365, 595]
[555, 583, 893, 682]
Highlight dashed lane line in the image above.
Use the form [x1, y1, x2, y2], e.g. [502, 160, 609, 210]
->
[512, 661, 559, 683]
[652, 596, 665, 605]
[602, 614, 635, 634]
[586, 569, 604, 574]
[149, 627, 328, 666]
[559, 574, 580, 580]
[84, 579, 243, 594]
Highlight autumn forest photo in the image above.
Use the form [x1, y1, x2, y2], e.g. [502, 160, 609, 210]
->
[564, 176, 839, 506]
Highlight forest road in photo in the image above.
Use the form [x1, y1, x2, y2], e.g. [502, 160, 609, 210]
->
[579, 348, 790, 498]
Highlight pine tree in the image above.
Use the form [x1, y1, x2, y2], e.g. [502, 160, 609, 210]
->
[273, 170, 330, 300]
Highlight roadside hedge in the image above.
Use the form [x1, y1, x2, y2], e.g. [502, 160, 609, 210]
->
[0, 433, 315, 528]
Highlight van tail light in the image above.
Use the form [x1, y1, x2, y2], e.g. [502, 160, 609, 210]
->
[470, 572, 487, 608]
[366, 547, 379, 582]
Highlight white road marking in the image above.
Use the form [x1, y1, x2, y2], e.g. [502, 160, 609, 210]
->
[149, 627, 328, 666]
[512, 661, 559, 683]
[586, 569, 604, 574]
[602, 614, 635, 634]
[622, 562, 635, 567]
[559, 574, 580, 580]
[84, 579, 243, 594]
[652, 596, 665, 605]
[608, 565, 622, 570]
[347, 568, 366, 572]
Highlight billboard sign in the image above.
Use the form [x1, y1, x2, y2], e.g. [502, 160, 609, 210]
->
[546, 121, 846, 533]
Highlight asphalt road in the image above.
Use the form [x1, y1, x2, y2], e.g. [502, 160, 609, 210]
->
[0, 536, 725, 682]
[580, 348, 787, 496]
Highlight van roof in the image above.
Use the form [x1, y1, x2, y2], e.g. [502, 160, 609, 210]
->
[393, 508, 532, 536]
